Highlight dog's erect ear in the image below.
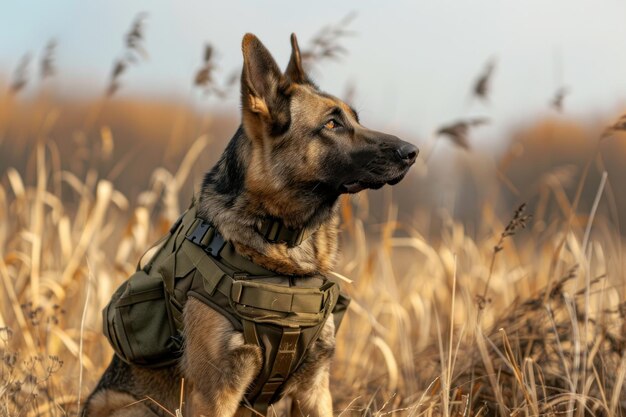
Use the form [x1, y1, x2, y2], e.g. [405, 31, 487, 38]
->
[285, 33, 309, 84]
[241, 34, 289, 124]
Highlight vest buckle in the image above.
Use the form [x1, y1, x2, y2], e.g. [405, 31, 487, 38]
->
[186, 219, 227, 258]
[187, 220, 210, 244]
[207, 231, 226, 257]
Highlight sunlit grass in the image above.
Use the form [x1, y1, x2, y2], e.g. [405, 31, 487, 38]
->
[1, 125, 624, 416]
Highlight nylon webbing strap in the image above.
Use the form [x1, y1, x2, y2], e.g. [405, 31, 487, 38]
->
[258, 218, 314, 248]
[254, 327, 301, 409]
[181, 239, 228, 297]
[231, 281, 326, 314]
[242, 320, 260, 346]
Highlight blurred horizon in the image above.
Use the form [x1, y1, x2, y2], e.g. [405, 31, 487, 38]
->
[2, 1, 626, 236]
[3, 0, 626, 145]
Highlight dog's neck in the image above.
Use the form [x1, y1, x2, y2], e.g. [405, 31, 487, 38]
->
[197, 127, 340, 276]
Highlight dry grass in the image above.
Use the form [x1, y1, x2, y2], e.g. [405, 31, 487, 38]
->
[1, 123, 625, 416]
[1, 15, 626, 417]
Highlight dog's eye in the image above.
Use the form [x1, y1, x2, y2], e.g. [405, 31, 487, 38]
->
[324, 119, 341, 130]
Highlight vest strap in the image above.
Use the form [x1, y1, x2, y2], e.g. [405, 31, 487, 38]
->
[231, 280, 327, 315]
[258, 218, 315, 247]
[252, 327, 301, 411]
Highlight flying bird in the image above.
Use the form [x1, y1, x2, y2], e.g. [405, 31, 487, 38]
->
[436, 118, 490, 150]
[550, 86, 570, 112]
[472, 58, 496, 102]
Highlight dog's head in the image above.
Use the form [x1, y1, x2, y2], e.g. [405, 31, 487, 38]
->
[239, 33, 417, 218]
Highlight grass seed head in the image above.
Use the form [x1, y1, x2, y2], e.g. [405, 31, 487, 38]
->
[106, 13, 148, 97]
[300, 12, 356, 67]
[40, 39, 57, 79]
[9, 53, 31, 94]
[193, 43, 226, 97]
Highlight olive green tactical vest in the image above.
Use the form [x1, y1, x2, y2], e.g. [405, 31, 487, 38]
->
[103, 202, 350, 413]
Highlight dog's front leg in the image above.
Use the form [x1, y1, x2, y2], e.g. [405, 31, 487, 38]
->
[289, 362, 333, 417]
[182, 298, 263, 417]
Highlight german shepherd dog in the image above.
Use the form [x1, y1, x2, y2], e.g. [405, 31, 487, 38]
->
[83, 33, 417, 417]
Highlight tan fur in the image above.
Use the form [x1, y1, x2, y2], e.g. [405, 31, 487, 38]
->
[249, 94, 270, 116]
[182, 298, 263, 417]
[84, 390, 156, 417]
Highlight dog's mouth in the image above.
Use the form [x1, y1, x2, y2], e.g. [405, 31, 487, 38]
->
[340, 173, 407, 194]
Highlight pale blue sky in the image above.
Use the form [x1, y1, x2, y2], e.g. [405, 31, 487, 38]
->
[2, 0, 626, 151]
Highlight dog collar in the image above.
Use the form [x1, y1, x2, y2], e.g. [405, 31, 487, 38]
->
[181, 216, 316, 264]
[258, 218, 316, 248]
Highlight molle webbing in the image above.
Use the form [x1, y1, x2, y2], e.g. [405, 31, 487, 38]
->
[103, 203, 350, 414]
[177, 213, 341, 411]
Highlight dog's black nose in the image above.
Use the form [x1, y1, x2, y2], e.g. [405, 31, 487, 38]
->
[396, 143, 419, 163]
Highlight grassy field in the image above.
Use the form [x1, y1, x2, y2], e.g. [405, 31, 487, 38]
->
[1, 17, 626, 417]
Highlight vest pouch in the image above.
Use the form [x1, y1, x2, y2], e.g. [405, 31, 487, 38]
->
[102, 269, 180, 367]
